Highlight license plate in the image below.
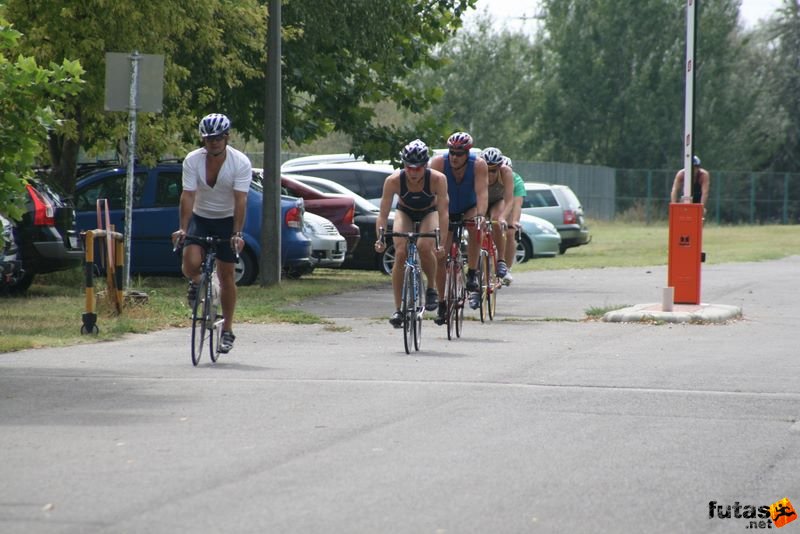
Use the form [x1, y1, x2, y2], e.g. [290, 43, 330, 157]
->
[69, 235, 79, 249]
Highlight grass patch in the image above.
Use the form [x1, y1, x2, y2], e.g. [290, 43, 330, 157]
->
[513, 220, 800, 271]
[584, 304, 631, 319]
[0, 268, 387, 353]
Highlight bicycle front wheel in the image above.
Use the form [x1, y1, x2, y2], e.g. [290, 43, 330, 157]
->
[413, 271, 422, 351]
[455, 263, 465, 338]
[402, 267, 414, 354]
[191, 275, 209, 366]
[477, 251, 487, 323]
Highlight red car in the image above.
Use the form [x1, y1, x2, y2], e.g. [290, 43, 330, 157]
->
[275, 174, 360, 258]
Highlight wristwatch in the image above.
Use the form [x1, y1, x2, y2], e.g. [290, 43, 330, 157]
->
[233, 232, 243, 238]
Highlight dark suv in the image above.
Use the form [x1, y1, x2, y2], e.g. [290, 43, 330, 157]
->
[0, 178, 84, 294]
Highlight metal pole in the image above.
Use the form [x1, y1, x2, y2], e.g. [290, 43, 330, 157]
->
[124, 50, 140, 291]
[682, 0, 697, 201]
[261, 0, 282, 286]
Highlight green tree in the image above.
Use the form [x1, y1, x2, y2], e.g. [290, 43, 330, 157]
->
[3, 0, 266, 194]
[419, 16, 541, 157]
[3, 0, 475, 194]
[0, 5, 83, 224]
[763, 0, 800, 172]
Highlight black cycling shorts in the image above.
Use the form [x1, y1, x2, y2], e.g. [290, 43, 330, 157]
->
[186, 214, 237, 263]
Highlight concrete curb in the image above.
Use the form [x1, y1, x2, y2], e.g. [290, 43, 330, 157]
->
[602, 303, 743, 324]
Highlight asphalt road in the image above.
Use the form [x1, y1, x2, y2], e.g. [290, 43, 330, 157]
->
[2, 257, 799, 533]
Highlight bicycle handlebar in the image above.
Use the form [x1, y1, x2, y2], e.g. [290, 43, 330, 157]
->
[378, 227, 441, 250]
[172, 233, 240, 259]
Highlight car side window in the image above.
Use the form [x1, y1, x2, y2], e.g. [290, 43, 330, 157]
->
[76, 173, 146, 211]
[304, 170, 362, 196]
[524, 189, 559, 208]
[154, 172, 183, 207]
[357, 170, 390, 200]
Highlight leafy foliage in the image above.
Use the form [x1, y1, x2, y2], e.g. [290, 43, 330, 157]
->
[2, 0, 475, 194]
[0, 4, 84, 221]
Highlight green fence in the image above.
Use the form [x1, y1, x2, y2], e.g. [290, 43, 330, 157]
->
[265, 152, 800, 224]
[616, 169, 800, 224]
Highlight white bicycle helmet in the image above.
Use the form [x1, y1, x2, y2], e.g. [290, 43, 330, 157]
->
[199, 113, 231, 137]
[503, 156, 513, 168]
[481, 147, 504, 166]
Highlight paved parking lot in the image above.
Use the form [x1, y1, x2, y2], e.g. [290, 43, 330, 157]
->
[1, 257, 798, 533]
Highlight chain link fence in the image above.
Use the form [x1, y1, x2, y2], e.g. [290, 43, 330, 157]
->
[616, 169, 800, 224]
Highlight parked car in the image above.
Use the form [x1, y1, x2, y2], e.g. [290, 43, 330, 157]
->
[73, 162, 313, 285]
[254, 170, 360, 256]
[0, 177, 84, 294]
[521, 182, 591, 253]
[281, 161, 396, 206]
[517, 214, 561, 260]
[285, 174, 396, 273]
[0, 214, 23, 290]
[303, 212, 346, 268]
[282, 153, 367, 169]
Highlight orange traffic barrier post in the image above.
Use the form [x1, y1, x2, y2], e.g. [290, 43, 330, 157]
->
[667, 203, 703, 304]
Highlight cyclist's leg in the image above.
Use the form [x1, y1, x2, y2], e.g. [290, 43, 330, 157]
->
[462, 207, 481, 291]
[504, 197, 523, 268]
[435, 217, 455, 321]
[417, 210, 439, 310]
[391, 210, 412, 315]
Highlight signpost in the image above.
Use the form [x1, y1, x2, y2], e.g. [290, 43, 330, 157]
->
[104, 51, 164, 290]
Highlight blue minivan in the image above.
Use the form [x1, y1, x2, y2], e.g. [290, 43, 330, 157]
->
[74, 162, 313, 285]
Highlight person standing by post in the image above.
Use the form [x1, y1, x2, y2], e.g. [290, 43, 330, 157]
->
[671, 155, 710, 217]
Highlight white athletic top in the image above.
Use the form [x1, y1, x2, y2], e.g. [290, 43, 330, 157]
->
[182, 145, 252, 218]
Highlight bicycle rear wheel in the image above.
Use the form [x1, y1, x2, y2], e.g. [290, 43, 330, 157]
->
[402, 267, 414, 354]
[485, 251, 496, 321]
[191, 274, 209, 366]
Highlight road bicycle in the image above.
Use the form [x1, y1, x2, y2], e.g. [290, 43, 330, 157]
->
[476, 219, 505, 322]
[178, 235, 229, 366]
[443, 218, 472, 341]
[380, 225, 440, 354]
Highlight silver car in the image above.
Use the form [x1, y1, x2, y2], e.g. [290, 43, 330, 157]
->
[303, 212, 346, 268]
[522, 182, 591, 254]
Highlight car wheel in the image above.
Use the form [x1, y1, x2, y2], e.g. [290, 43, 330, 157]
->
[285, 265, 315, 279]
[379, 242, 395, 275]
[234, 248, 258, 286]
[4, 270, 35, 295]
[559, 244, 568, 255]
[516, 235, 532, 263]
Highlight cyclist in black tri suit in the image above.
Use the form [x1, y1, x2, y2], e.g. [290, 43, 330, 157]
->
[375, 139, 448, 328]
[429, 131, 488, 324]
